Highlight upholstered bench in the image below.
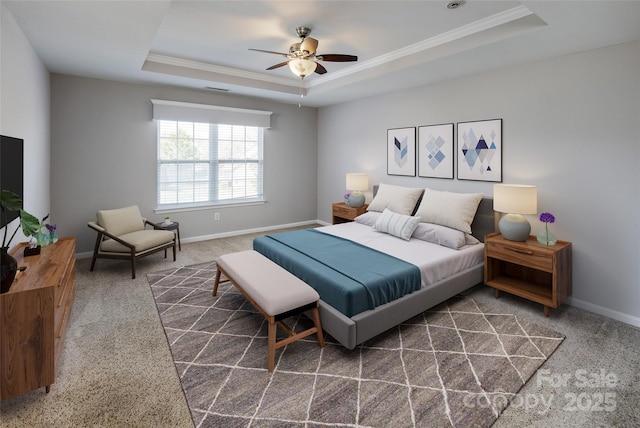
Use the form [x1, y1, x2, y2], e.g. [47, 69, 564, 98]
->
[213, 250, 325, 371]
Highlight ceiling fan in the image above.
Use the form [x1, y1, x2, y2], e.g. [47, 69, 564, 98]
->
[249, 27, 358, 79]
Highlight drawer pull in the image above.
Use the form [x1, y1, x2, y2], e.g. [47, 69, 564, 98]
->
[505, 247, 534, 256]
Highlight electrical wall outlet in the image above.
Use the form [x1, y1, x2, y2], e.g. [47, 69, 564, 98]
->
[214, 212, 220, 221]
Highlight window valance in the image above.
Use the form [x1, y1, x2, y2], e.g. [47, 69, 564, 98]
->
[150, 99, 272, 128]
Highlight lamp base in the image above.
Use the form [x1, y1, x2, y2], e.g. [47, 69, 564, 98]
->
[499, 213, 531, 241]
[347, 191, 365, 208]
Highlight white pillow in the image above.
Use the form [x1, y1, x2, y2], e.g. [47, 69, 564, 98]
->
[354, 211, 380, 227]
[413, 188, 483, 234]
[367, 183, 423, 216]
[355, 211, 480, 248]
[374, 209, 421, 241]
[411, 223, 466, 249]
[465, 234, 481, 246]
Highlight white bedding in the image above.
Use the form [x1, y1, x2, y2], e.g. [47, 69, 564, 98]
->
[317, 222, 485, 287]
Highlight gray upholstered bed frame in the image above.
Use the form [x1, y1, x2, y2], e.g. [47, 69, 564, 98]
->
[315, 186, 495, 349]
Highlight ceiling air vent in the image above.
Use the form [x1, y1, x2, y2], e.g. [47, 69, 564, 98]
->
[447, 1, 465, 9]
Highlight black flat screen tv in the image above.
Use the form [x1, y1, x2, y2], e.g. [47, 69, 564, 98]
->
[0, 135, 24, 229]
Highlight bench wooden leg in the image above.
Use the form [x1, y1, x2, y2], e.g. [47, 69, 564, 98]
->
[310, 306, 325, 348]
[213, 268, 222, 296]
[268, 317, 277, 372]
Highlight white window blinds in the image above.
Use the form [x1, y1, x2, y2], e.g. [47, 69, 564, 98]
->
[152, 100, 270, 210]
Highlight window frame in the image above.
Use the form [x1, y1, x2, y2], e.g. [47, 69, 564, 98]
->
[155, 120, 265, 213]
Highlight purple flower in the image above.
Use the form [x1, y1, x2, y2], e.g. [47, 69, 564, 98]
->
[344, 192, 351, 199]
[539, 212, 555, 224]
[46, 223, 57, 232]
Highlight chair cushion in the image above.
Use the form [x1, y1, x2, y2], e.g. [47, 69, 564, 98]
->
[100, 230, 175, 253]
[97, 205, 145, 236]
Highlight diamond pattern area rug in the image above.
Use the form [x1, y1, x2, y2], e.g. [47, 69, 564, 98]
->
[147, 262, 564, 428]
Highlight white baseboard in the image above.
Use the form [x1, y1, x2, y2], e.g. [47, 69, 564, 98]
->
[180, 219, 320, 244]
[568, 297, 640, 328]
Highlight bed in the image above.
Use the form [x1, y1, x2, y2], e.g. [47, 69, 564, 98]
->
[253, 184, 495, 349]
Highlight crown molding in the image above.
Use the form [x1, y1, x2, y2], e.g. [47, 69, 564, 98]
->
[308, 5, 538, 87]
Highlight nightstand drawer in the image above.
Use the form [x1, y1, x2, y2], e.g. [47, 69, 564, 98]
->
[486, 241, 553, 272]
[333, 204, 353, 217]
[332, 202, 368, 224]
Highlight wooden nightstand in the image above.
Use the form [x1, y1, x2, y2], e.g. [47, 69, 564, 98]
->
[484, 232, 572, 316]
[332, 202, 368, 224]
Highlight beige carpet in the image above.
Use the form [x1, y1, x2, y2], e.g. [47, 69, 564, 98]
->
[147, 261, 564, 427]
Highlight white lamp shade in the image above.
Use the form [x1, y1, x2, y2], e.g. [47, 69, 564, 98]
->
[493, 184, 537, 214]
[288, 59, 317, 78]
[346, 173, 369, 191]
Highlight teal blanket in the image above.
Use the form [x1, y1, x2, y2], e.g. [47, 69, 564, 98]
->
[253, 229, 421, 317]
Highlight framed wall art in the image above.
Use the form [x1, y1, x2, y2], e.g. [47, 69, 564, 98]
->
[418, 123, 454, 179]
[387, 127, 416, 176]
[457, 119, 502, 182]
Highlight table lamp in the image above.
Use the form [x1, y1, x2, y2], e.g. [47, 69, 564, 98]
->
[345, 173, 368, 208]
[493, 184, 537, 241]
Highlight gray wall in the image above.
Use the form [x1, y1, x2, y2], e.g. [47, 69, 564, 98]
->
[50, 75, 318, 255]
[0, 4, 50, 241]
[317, 40, 640, 325]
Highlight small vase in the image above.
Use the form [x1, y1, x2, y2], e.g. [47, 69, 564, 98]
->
[37, 230, 50, 247]
[1, 247, 18, 294]
[50, 231, 59, 244]
[536, 230, 557, 246]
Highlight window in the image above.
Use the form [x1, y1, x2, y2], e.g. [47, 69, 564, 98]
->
[157, 120, 264, 209]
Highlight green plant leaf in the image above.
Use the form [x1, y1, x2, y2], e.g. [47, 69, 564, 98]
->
[19, 210, 40, 236]
[0, 190, 22, 212]
[1, 189, 41, 248]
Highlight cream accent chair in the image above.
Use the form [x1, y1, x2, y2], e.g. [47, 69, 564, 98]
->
[88, 205, 176, 279]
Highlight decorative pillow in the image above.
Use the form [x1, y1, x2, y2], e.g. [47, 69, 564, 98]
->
[374, 209, 421, 241]
[413, 188, 483, 234]
[355, 211, 480, 248]
[354, 211, 380, 227]
[367, 183, 424, 216]
[412, 222, 466, 249]
[465, 234, 481, 246]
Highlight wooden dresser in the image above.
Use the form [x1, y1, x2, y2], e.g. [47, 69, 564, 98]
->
[0, 237, 76, 400]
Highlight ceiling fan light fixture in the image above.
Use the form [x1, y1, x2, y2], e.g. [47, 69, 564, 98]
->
[300, 37, 318, 55]
[289, 58, 317, 79]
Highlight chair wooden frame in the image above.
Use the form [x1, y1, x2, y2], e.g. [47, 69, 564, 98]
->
[88, 219, 176, 279]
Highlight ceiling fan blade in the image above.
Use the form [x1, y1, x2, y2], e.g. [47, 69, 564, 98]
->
[314, 63, 327, 75]
[317, 54, 358, 62]
[266, 61, 290, 70]
[249, 48, 289, 58]
[300, 37, 318, 55]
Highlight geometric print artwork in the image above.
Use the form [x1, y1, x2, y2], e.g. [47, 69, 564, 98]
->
[395, 136, 408, 167]
[457, 119, 502, 182]
[387, 127, 416, 176]
[147, 262, 564, 428]
[418, 123, 454, 179]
